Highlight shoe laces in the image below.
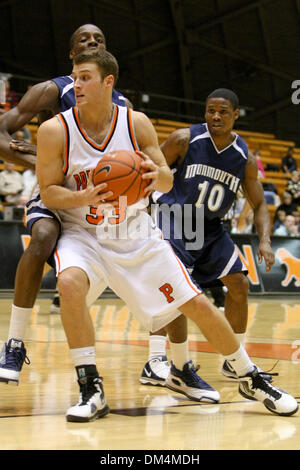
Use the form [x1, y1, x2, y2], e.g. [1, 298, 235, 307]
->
[250, 370, 281, 400]
[6, 344, 30, 368]
[264, 360, 279, 376]
[181, 361, 212, 389]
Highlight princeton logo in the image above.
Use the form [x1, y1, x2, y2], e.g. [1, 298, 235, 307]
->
[276, 248, 300, 287]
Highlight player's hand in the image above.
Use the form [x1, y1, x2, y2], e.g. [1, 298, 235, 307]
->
[83, 170, 117, 209]
[10, 140, 37, 155]
[257, 241, 274, 273]
[137, 150, 159, 196]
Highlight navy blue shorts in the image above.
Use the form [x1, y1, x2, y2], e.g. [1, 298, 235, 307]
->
[25, 192, 61, 234]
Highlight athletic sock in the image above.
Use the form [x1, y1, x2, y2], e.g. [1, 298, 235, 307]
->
[224, 344, 255, 377]
[235, 332, 246, 345]
[169, 339, 189, 370]
[70, 346, 96, 368]
[148, 335, 167, 360]
[8, 304, 33, 341]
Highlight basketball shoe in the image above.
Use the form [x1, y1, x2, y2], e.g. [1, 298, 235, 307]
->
[140, 355, 170, 386]
[165, 360, 220, 403]
[238, 366, 298, 416]
[222, 360, 275, 382]
[66, 365, 110, 422]
[50, 293, 60, 314]
[0, 338, 30, 385]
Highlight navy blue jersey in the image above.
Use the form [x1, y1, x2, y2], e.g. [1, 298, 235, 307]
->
[154, 123, 248, 220]
[152, 123, 249, 266]
[51, 75, 127, 111]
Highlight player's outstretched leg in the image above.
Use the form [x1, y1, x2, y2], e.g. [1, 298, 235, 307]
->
[179, 294, 298, 416]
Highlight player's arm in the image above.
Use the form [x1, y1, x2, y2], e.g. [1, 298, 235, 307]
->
[242, 151, 275, 272]
[0, 80, 60, 169]
[160, 127, 190, 167]
[133, 111, 173, 194]
[37, 118, 112, 209]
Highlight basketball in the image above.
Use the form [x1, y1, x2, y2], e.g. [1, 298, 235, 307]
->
[92, 150, 148, 206]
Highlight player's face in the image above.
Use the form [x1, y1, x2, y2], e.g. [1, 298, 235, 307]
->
[205, 98, 239, 136]
[73, 62, 105, 106]
[70, 25, 106, 59]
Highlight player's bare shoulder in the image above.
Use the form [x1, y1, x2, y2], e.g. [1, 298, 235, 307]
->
[131, 110, 158, 142]
[37, 115, 64, 151]
[170, 127, 190, 152]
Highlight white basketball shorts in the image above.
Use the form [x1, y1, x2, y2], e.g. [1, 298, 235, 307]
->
[53, 219, 201, 332]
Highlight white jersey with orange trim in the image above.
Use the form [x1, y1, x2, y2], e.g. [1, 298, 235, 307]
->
[57, 104, 147, 233]
[52, 105, 201, 331]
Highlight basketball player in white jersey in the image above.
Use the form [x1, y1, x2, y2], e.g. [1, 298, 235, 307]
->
[36, 49, 298, 422]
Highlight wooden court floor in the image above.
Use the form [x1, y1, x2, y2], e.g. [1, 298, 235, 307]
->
[0, 294, 299, 451]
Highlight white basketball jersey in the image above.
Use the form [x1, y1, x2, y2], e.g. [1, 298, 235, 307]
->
[56, 105, 147, 231]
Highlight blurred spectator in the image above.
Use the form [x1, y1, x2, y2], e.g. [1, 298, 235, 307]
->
[281, 146, 297, 174]
[5, 79, 18, 108]
[12, 127, 32, 145]
[272, 209, 286, 233]
[262, 182, 280, 205]
[273, 214, 299, 237]
[253, 149, 265, 178]
[285, 170, 300, 206]
[18, 169, 37, 206]
[0, 162, 23, 204]
[274, 192, 298, 221]
[0, 79, 19, 114]
[292, 211, 300, 235]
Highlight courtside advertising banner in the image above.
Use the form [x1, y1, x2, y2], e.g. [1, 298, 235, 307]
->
[0, 222, 299, 293]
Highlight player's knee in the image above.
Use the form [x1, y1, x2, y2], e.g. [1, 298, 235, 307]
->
[57, 269, 89, 303]
[27, 220, 60, 260]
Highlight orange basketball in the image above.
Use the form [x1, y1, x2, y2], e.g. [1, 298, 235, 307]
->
[92, 150, 148, 206]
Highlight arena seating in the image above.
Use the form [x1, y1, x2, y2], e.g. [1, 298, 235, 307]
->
[0, 116, 299, 226]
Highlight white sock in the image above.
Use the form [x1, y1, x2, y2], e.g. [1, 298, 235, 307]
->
[169, 339, 189, 370]
[148, 335, 167, 360]
[224, 344, 254, 377]
[236, 333, 246, 345]
[70, 346, 96, 367]
[8, 304, 32, 341]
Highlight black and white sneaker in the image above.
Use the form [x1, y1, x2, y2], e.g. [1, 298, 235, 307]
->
[140, 355, 170, 386]
[50, 293, 60, 314]
[239, 367, 298, 416]
[222, 360, 275, 382]
[0, 338, 30, 385]
[66, 366, 110, 422]
[165, 361, 220, 403]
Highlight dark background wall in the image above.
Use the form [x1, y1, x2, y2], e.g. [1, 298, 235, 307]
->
[0, 0, 299, 144]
